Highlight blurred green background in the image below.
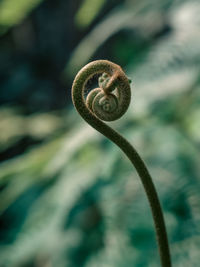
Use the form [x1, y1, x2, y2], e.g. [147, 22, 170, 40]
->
[0, 0, 200, 266]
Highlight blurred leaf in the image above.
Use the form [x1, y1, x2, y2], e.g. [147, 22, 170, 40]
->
[75, 0, 106, 29]
[0, 0, 43, 35]
[64, 4, 143, 78]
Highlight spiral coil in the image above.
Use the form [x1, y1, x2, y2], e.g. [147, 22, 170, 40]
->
[72, 60, 131, 122]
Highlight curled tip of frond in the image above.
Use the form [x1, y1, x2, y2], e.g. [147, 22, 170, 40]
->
[72, 60, 131, 122]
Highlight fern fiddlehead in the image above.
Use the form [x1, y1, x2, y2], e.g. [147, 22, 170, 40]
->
[71, 60, 171, 267]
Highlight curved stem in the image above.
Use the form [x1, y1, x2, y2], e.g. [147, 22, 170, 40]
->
[102, 126, 172, 267]
[71, 60, 172, 266]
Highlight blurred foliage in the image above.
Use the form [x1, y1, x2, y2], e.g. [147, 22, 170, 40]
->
[0, 0, 43, 35]
[0, 0, 200, 266]
[75, 0, 106, 29]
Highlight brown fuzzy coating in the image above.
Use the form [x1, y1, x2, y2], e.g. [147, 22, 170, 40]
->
[71, 60, 171, 267]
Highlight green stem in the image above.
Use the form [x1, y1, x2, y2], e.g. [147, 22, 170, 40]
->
[71, 60, 171, 266]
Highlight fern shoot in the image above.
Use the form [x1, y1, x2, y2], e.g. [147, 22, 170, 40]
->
[71, 59, 172, 267]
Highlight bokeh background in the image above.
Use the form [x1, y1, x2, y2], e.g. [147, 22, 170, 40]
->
[0, 0, 200, 266]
